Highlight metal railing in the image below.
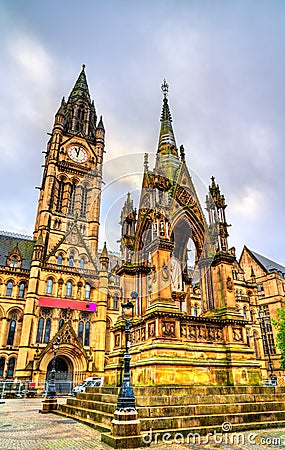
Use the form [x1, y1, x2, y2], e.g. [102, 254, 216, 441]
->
[0, 380, 73, 399]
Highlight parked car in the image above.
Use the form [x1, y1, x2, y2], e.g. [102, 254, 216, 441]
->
[72, 377, 103, 395]
[263, 378, 278, 386]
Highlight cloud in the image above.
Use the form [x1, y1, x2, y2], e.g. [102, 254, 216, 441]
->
[0, 0, 284, 265]
[0, 32, 56, 166]
[6, 34, 55, 125]
[231, 186, 264, 220]
[8, 35, 53, 86]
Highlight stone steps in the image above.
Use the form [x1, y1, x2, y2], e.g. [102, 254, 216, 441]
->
[57, 386, 285, 448]
[57, 404, 112, 432]
[63, 396, 285, 419]
[139, 409, 285, 431]
[138, 401, 285, 419]
[102, 418, 285, 449]
[67, 397, 116, 413]
[76, 388, 285, 407]
[59, 403, 114, 428]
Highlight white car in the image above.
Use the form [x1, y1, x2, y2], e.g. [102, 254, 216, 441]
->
[72, 377, 103, 395]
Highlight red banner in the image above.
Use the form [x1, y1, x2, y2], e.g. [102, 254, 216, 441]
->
[38, 297, 96, 312]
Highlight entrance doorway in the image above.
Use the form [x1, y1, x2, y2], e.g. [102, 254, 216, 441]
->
[46, 356, 73, 394]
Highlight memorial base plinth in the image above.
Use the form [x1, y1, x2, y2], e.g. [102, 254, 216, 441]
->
[40, 398, 58, 413]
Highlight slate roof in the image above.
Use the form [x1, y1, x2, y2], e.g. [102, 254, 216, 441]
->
[0, 231, 34, 270]
[250, 248, 285, 275]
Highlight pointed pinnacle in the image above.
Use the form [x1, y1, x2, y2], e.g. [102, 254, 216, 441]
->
[68, 66, 91, 104]
[100, 241, 109, 258]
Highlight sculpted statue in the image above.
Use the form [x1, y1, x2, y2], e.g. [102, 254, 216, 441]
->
[170, 255, 183, 291]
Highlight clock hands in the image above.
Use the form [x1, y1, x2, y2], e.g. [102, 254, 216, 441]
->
[68, 145, 87, 163]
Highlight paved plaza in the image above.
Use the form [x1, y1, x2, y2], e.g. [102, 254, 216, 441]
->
[0, 397, 285, 449]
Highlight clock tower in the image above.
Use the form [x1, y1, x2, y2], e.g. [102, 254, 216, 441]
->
[15, 66, 110, 381]
[34, 64, 104, 256]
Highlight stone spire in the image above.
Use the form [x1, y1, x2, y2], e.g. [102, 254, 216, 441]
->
[157, 80, 178, 156]
[97, 115, 105, 130]
[100, 241, 109, 271]
[54, 65, 98, 139]
[208, 176, 229, 253]
[67, 64, 91, 105]
[100, 241, 109, 259]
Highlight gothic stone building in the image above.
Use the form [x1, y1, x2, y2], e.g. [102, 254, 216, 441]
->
[0, 68, 284, 388]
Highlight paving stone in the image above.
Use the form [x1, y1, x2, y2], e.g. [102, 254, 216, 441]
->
[0, 398, 285, 449]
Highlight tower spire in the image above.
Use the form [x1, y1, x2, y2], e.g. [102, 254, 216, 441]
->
[157, 79, 178, 156]
[67, 64, 91, 105]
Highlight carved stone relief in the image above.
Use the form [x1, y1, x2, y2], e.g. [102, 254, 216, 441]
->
[180, 323, 224, 343]
[232, 327, 243, 342]
[114, 333, 121, 347]
[148, 322, 156, 337]
[162, 321, 176, 338]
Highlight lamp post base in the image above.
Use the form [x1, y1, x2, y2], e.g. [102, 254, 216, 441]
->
[111, 409, 141, 437]
[40, 398, 58, 414]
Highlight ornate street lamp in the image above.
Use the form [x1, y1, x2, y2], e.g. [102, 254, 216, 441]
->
[116, 300, 136, 410]
[46, 336, 60, 398]
[257, 308, 275, 382]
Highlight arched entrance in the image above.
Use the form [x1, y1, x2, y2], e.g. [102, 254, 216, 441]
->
[46, 355, 73, 394]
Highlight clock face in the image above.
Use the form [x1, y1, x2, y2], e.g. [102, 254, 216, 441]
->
[67, 145, 88, 163]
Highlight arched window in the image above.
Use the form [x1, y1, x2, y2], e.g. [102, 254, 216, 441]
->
[113, 295, 118, 309]
[243, 306, 247, 319]
[68, 185, 76, 216]
[69, 252, 74, 268]
[77, 106, 84, 120]
[84, 322, 90, 346]
[193, 304, 198, 317]
[10, 256, 18, 268]
[18, 282, 25, 298]
[7, 358, 15, 378]
[0, 357, 5, 377]
[46, 278, 53, 294]
[66, 281, 72, 297]
[44, 318, 51, 344]
[253, 331, 261, 359]
[75, 106, 85, 132]
[36, 309, 52, 344]
[7, 320, 16, 345]
[80, 258, 85, 269]
[36, 317, 44, 343]
[78, 313, 91, 346]
[78, 321, 84, 343]
[56, 180, 65, 212]
[6, 281, 13, 296]
[80, 186, 88, 218]
[57, 254, 63, 266]
[85, 283, 91, 299]
[58, 319, 64, 330]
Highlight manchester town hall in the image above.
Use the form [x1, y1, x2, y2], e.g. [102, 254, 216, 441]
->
[0, 67, 285, 390]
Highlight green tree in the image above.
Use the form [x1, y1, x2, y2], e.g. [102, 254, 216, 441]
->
[272, 309, 285, 368]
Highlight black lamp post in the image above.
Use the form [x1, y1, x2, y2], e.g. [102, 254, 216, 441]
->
[116, 299, 136, 411]
[257, 308, 275, 381]
[46, 336, 60, 398]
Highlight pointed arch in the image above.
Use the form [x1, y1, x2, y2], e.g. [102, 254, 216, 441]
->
[80, 184, 88, 218]
[56, 177, 66, 212]
[0, 357, 5, 377]
[7, 357, 16, 378]
[6, 280, 14, 296]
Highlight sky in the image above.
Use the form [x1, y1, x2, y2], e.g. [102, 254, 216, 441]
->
[0, 0, 285, 265]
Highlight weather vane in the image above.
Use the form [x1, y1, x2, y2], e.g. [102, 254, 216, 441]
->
[161, 79, 169, 97]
